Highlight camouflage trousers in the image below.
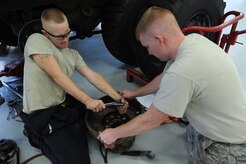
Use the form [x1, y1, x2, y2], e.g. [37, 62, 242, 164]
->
[187, 125, 246, 164]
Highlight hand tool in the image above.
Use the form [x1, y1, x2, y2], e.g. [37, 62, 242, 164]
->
[104, 101, 124, 107]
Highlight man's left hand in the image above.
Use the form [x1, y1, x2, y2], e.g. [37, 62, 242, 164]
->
[98, 129, 117, 147]
[117, 96, 129, 114]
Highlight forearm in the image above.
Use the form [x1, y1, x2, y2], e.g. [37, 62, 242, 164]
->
[89, 72, 121, 100]
[53, 72, 92, 104]
[131, 73, 163, 97]
[113, 105, 166, 138]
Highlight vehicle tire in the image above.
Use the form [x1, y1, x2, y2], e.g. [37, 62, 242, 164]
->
[101, 0, 140, 65]
[0, 42, 7, 55]
[101, 0, 225, 80]
[18, 19, 42, 52]
[0, 19, 18, 47]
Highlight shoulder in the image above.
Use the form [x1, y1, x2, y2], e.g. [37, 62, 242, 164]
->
[185, 33, 205, 41]
[27, 33, 48, 42]
[24, 33, 53, 56]
[26, 33, 51, 48]
[182, 33, 217, 51]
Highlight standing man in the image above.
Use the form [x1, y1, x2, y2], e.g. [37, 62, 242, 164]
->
[99, 6, 246, 163]
[20, 8, 127, 164]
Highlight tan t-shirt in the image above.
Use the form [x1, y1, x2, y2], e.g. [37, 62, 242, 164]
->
[153, 34, 246, 143]
[23, 33, 86, 113]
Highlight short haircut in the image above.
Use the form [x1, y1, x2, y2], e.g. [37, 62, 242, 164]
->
[41, 8, 67, 25]
[135, 6, 178, 40]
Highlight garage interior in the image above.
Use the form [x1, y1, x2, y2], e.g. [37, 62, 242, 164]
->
[0, 1, 245, 164]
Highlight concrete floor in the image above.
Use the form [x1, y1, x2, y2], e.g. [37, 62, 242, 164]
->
[0, 1, 245, 163]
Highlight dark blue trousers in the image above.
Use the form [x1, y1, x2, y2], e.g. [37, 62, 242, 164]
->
[20, 95, 90, 164]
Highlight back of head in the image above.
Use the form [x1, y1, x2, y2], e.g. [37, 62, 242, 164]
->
[136, 6, 180, 40]
[41, 8, 67, 29]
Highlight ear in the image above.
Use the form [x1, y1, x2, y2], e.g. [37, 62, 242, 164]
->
[41, 29, 47, 36]
[154, 35, 165, 45]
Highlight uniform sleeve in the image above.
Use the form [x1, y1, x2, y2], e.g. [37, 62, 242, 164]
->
[153, 72, 197, 117]
[24, 33, 53, 57]
[72, 50, 86, 70]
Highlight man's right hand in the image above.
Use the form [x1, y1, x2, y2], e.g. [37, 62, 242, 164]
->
[122, 89, 135, 99]
[85, 99, 105, 112]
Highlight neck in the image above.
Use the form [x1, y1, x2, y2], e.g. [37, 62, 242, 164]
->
[170, 33, 185, 60]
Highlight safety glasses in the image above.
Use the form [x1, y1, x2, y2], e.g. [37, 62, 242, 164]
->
[43, 29, 72, 40]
